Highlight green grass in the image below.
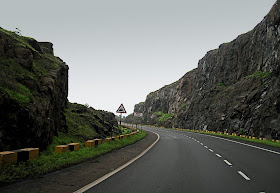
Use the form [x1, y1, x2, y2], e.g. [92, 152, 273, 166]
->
[154, 111, 174, 122]
[160, 127, 280, 148]
[245, 71, 270, 79]
[0, 131, 147, 183]
[217, 82, 226, 88]
[42, 132, 82, 156]
[3, 88, 30, 105]
[0, 27, 38, 53]
[195, 131, 280, 148]
[40, 102, 121, 156]
[0, 83, 32, 106]
[0, 27, 64, 107]
[64, 103, 120, 144]
[121, 127, 133, 134]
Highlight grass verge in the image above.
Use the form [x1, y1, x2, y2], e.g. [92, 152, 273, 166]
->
[0, 131, 147, 184]
[150, 125, 280, 149]
[190, 131, 280, 148]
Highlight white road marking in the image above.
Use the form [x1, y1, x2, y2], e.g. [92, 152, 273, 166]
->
[224, 160, 232, 166]
[216, 154, 222, 158]
[209, 149, 214, 152]
[200, 143, 204, 145]
[73, 130, 160, 193]
[193, 132, 280, 155]
[238, 171, 250, 181]
[204, 146, 208, 148]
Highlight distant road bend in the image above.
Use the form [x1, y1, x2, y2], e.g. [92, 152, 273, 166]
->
[78, 126, 280, 193]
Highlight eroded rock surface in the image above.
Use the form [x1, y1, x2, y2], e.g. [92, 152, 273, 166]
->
[0, 28, 68, 151]
[127, 1, 280, 139]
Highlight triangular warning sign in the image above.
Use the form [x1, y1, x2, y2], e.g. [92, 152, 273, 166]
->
[116, 104, 126, 113]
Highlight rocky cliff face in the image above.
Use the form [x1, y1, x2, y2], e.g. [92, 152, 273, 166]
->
[129, 1, 280, 139]
[0, 28, 69, 151]
[131, 69, 196, 127]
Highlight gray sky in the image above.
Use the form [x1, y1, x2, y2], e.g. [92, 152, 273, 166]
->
[0, 0, 276, 115]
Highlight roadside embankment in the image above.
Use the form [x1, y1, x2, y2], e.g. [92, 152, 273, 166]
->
[0, 128, 146, 185]
[0, 129, 158, 193]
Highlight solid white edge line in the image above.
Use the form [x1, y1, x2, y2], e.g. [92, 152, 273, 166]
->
[224, 160, 232, 166]
[238, 171, 250, 181]
[192, 132, 280, 155]
[73, 130, 160, 193]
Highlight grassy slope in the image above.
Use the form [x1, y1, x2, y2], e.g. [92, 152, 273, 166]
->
[44, 102, 119, 155]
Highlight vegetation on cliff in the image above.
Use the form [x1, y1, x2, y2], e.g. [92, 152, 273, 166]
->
[0, 27, 121, 153]
[0, 27, 69, 151]
[0, 27, 139, 184]
[129, 1, 280, 139]
[44, 102, 119, 155]
[153, 111, 174, 122]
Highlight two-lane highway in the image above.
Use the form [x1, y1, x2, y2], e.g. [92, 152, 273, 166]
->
[81, 126, 280, 193]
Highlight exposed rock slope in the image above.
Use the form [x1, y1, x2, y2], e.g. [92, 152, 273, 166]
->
[0, 28, 119, 151]
[0, 28, 69, 151]
[128, 1, 280, 139]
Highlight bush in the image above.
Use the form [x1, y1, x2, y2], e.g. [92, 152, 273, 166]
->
[154, 111, 174, 122]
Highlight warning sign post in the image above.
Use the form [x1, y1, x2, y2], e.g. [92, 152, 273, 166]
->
[116, 104, 126, 126]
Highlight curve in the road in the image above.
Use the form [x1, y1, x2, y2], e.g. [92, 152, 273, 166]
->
[74, 130, 160, 193]
[81, 126, 280, 193]
[160, 127, 280, 193]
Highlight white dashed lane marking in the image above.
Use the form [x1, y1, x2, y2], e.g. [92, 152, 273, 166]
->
[224, 160, 232, 167]
[237, 171, 250, 181]
[159, 129, 254, 183]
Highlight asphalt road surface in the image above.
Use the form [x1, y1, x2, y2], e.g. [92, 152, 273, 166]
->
[83, 125, 280, 193]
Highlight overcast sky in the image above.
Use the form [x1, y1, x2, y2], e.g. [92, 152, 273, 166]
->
[0, 0, 276, 115]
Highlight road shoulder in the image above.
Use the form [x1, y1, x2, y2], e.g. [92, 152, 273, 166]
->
[0, 130, 158, 193]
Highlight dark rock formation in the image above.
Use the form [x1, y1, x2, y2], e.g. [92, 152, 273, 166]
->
[38, 42, 53, 55]
[0, 27, 120, 151]
[0, 28, 69, 151]
[129, 1, 280, 139]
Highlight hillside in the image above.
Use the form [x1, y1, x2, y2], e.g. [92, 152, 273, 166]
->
[127, 0, 280, 139]
[0, 27, 118, 151]
[64, 102, 118, 143]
